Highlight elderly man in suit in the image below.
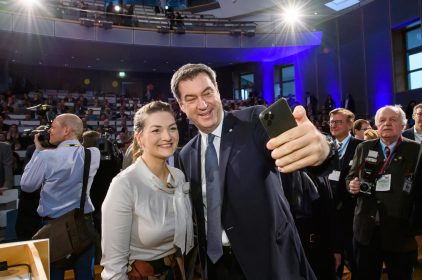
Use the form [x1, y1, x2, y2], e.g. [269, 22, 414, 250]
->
[348, 105, 421, 280]
[171, 64, 337, 280]
[328, 108, 362, 278]
[403, 102, 422, 142]
[0, 141, 13, 194]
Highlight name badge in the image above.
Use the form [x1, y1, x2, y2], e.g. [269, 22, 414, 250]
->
[328, 170, 341, 182]
[376, 174, 391, 192]
[403, 176, 413, 194]
[368, 150, 378, 158]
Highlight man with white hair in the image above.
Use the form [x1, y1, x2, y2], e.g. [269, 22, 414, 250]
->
[347, 105, 421, 280]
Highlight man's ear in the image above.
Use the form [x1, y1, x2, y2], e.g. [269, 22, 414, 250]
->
[64, 126, 72, 137]
[177, 100, 187, 114]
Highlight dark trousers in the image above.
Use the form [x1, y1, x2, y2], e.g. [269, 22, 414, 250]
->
[353, 234, 417, 280]
[336, 236, 357, 280]
[207, 247, 246, 280]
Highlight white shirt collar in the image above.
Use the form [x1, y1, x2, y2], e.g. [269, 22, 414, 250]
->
[199, 116, 224, 143]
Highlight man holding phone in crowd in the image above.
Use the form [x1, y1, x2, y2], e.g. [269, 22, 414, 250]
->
[171, 63, 337, 279]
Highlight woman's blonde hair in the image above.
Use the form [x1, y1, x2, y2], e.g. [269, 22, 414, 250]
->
[131, 101, 174, 161]
[364, 128, 378, 140]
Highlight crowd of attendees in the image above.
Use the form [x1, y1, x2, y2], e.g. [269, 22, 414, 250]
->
[0, 88, 418, 178]
[0, 89, 269, 175]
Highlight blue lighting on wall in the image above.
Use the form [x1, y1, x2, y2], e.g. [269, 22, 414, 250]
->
[372, 72, 393, 115]
[261, 61, 275, 104]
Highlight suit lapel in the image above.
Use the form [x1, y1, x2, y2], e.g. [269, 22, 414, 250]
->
[219, 112, 236, 197]
[189, 136, 203, 208]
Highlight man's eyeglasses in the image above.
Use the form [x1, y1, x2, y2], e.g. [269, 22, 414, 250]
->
[329, 120, 344, 126]
[358, 127, 370, 131]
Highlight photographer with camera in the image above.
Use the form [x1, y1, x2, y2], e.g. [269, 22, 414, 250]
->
[20, 113, 100, 280]
[346, 105, 422, 280]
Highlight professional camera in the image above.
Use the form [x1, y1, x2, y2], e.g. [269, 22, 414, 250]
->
[23, 125, 51, 148]
[23, 104, 56, 148]
[97, 129, 123, 162]
[359, 154, 381, 195]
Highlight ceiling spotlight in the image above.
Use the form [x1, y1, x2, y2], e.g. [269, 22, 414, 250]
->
[114, 5, 121, 12]
[19, 0, 40, 8]
[282, 6, 303, 25]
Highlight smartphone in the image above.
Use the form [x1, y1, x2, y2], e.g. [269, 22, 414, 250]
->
[259, 98, 297, 138]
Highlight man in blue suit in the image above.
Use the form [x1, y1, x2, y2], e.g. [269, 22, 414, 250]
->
[171, 64, 337, 279]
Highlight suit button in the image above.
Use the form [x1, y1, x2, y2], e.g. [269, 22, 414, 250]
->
[377, 200, 381, 204]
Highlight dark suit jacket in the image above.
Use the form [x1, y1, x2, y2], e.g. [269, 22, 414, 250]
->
[0, 141, 13, 188]
[402, 127, 415, 140]
[179, 106, 316, 280]
[331, 137, 362, 253]
[346, 138, 421, 252]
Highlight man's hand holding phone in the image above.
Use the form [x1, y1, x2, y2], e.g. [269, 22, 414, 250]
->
[264, 103, 330, 173]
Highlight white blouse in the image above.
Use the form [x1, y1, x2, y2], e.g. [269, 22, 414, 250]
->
[101, 159, 193, 280]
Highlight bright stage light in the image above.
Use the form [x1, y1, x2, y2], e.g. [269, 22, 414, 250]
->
[19, 0, 40, 8]
[281, 5, 303, 26]
[114, 5, 121, 12]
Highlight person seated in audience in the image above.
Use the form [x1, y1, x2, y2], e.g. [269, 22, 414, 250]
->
[6, 124, 21, 149]
[0, 132, 7, 142]
[353, 119, 372, 140]
[0, 114, 10, 133]
[114, 107, 129, 120]
[101, 101, 193, 279]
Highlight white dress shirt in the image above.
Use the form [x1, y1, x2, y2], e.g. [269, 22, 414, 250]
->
[20, 140, 100, 218]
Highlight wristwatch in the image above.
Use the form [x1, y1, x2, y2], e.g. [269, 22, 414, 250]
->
[324, 134, 338, 159]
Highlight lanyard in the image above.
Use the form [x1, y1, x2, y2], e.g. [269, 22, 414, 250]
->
[378, 137, 402, 175]
[63, 144, 81, 147]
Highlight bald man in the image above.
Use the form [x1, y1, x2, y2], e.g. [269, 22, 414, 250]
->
[21, 113, 100, 280]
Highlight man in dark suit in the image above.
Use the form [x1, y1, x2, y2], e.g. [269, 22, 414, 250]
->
[402, 103, 422, 142]
[347, 105, 422, 280]
[328, 108, 362, 278]
[0, 141, 13, 193]
[170, 64, 337, 279]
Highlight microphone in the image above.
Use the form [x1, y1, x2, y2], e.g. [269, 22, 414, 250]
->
[26, 104, 42, 111]
[26, 104, 53, 111]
